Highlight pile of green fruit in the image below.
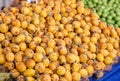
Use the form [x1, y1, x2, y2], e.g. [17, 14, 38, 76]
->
[83, 0, 120, 27]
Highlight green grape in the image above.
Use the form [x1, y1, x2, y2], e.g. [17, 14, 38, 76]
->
[101, 18, 106, 21]
[88, 1, 93, 7]
[117, 21, 120, 26]
[115, 17, 120, 21]
[114, 24, 119, 28]
[93, 0, 99, 3]
[111, 13, 116, 18]
[102, 13, 108, 18]
[83, 0, 120, 27]
[107, 16, 112, 20]
[107, 20, 111, 24]
[111, 20, 115, 24]
[113, 4, 117, 8]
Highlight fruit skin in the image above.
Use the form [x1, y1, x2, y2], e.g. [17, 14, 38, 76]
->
[86, 65, 94, 76]
[0, 24, 8, 33]
[56, 66, 66, 75]
[16, 62, 26, 72]
[10, 69, 20, 78]
[40, 74, 51, 81]
[33, 53, 43, 62]
[25, 59, 35, 69]
[6, 53, 14, 61]
[23, 69, 35, 77]
[26, 77, 35, 81]
[0, 54, 6, 64]
[104, 57, 113, 65]
[35, 62, 45, 73]
[72, 72, 81, 81]
[51, 74, 59, 81]
[96, 53, 104, 62]
[64, 71, 72, 81]
[79, 69, 88, 78]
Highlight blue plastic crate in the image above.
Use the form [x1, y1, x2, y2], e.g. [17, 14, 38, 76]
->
[89, 62, 120, 81]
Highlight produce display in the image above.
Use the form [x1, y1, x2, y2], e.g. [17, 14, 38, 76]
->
[0, 0, 120, 81]
[83, 0, 120, 27]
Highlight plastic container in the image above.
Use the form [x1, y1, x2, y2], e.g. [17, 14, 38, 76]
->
[90, 61, 120, 81]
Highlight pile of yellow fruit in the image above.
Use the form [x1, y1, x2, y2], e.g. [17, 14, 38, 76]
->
[0, 0, 120, 81]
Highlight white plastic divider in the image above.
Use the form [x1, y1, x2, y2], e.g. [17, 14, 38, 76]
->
[27, 0, 38, 4]
[27, 0, 33, 3]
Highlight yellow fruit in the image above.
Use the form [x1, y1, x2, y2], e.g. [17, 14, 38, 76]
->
[93, 62, 103, 70]
[33, 36, 41, 44]
[35, 62, 45, 73]
[59, 77, 67, 81]
[100, 49, 109, 57]
[24, 69, 35, 77]
[27, 24, 36, 34]
[49, 62, 58, 71]
[109, 50, 117, 60]
[21, 21, 28, 29]
[73, 36, 82, 44]
[77, 6, 85, 14]
[19, 42, 27, 51]
[33, 53, 43, 62]
[21, 7, 31, 15]
[3, 16, 11, 24]
[64, 0, 71, 5]
[12, 20, 21, 27]
[73, 21, 81, 29]
[6, 52, 14, 61]
[41, 74, 51, 81]
[0, 33, 5, 41]
[36, 46, 45, 54]
[0, 24, 8, 33]
[51, 74, 59, 81]
[10, 69, 20, 78]
[54, 13, 62, 21]
[47, 39, 56, 48]
[40, 10, 47, 17]
[15, 34, 25, 43]
[80, 54, 88, 63]
[16, 62, 26, 72]
[79, 69, 88, 78]
[49, 52, 58, 61]
[26, 77, 35, 81]
[17, 75, 25, 81]
[59, 55, 66, 64]
[44, 68, 53, 74]
[11, 44, 20, 53]
[34, 5, 41, 14]
[25, 49, 34, 58]
[57, 66, 66, 75]
[4, 61, 14, 70]
[11, 27, 20, 35]
[14, 52, 22, 62]
[65, 24, 73, 32]
[59, 46, 67, 55]
[66, 53, 76, 64]
[64, 71, 72, 81]
[0, 54, 6, 64]
[72, 72, 81, 81]
[72, 63, 81, 72]
[86, 65, 94, 75]
[104, 57, 113, 65]
[25, 59, 35, 69]
[96, 53, 104, 62]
